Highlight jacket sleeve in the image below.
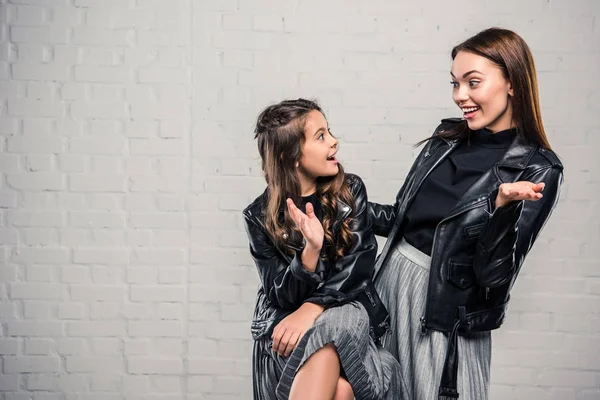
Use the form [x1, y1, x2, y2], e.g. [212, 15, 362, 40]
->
[243, 216, 327, 310]
[303, 176, 378, 307]
[473, 164, 563, 289]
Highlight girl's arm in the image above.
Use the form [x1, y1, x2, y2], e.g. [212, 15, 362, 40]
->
[243, 215, 327, 310]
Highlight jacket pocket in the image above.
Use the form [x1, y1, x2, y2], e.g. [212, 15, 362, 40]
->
[464, 223, 485, 239]
[447, 258, 476, 289]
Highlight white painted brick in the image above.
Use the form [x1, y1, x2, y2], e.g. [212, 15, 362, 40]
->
[69, 137, 126, 155]
[131, 249, 185, 265]
[128, 359, 183, 375]
[89, 302, 120, 320]
[0, 154, 21, 172]
[25, 154, 54, 171]
[71, 285, 124, 301]
[69, 211, 125, 228]
[8, 99, 65, 117]
[23, 302, 52, 319]
[66, 357, 122, 373]
[24, 339, 55, 356]
[67, 321, 125, 337]
[12, 248, 69, 264]
[90, 374, 120, 392]
[73, 248, 128, 265]
[129, 138, 184, 156]
[127, 267, 158, 284]
[11, 62, 70, 81]
[156, 303, 183, 320]
[128, 321, 182, 337]
[0, 375, 21, 391]
[10, 284, 65, 300]
[73, 27, 133, 46]
[7, 173, 64, 190]
[8, 136, 61, 153]
[4, 357, 60, 373]
[11, 26, 68, 44]
[7, 211, 64, 227]
[25, 264, 55, 281]
[130, 286, 185, 302]
[189, 303, 218, 321]
[60, 266, 90, 283]
[0, 339, 20, 355]
[129, 214, 185, 229]
[58, 303, 86, 320]
[157, 267, 185, 284]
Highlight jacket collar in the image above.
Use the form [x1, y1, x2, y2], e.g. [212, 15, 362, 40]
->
[250, 190, 353, 252]
[444, 134, 538, 216]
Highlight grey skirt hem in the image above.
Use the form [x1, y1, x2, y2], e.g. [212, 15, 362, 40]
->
[253, 301, 402, 400]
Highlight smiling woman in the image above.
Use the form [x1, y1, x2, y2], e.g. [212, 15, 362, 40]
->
[369, 28, 564, 400]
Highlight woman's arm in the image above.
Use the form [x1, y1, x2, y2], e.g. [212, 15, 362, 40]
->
[473, 164, 563, 290]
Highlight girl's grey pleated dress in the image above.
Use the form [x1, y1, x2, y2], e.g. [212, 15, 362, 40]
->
[253, 300, 405, 400]
[375, 238, 491, 400]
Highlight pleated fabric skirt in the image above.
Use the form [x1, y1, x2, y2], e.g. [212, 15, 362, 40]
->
[375, 238, 491, 400]
[252, 301, 405, 400]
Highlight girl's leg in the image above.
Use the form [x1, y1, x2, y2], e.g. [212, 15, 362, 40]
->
[333, 378, 354, 400]
[289, 343, 341, 400]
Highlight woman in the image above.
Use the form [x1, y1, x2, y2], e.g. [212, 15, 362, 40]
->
[243, 99, 402, 400]
[370, 28, 564, 400]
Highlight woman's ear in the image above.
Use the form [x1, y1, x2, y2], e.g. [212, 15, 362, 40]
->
[508, 81, 514, 97]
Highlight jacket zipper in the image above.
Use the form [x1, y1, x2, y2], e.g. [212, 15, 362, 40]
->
[421, 197, 488, 335]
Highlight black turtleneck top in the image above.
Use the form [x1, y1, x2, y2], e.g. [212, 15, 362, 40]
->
[403, 127, 516, 256]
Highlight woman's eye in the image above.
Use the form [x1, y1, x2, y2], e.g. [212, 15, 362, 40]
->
[450, 81, 458, 88]
[469, 80, 480, 87]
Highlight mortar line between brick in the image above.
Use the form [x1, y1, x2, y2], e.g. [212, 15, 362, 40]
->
[184, 0, 194, 397]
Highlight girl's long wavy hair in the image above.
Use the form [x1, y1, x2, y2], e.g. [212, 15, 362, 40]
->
[422, 27, 552, 150]
[254, 98, 354, 261]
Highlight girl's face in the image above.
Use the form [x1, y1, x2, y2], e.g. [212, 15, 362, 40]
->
[297, 110, 339, 184]
[451, 51, 515, 133]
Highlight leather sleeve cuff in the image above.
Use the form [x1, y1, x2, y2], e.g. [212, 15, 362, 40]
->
[289, 249, 325, 284]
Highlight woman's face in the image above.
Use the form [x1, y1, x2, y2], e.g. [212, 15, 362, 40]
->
[451, 51, 515, 133]
[297, 110, 339, 182]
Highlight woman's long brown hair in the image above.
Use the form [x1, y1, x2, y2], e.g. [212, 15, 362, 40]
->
[254, 99, 354, 260]
[422, 27, 552, 150]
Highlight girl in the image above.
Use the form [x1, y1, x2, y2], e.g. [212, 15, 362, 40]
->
[243, 99, 402, 400]
[370, 28, 564, 400]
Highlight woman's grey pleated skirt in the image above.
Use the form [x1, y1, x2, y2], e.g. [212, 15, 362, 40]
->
[252, 301, 404, 400]
[375, 238, 491, 400]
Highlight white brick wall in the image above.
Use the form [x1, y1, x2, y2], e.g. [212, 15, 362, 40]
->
[0, 0, 598, 398]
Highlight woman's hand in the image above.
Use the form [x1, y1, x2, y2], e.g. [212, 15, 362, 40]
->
[495, 181, 545, 208]
[272, 302, 325, 357]
[286, 198, 324, 252]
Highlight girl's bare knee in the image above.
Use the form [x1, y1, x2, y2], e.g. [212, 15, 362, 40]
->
[334, 378, 354, 400]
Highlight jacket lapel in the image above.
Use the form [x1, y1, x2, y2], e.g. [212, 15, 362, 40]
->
[445, 135, 537, 217]
[403, 139, 457, 209]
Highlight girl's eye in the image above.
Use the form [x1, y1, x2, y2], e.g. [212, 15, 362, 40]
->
[317, 133, 324, 140]
[450, 81, 458, 88]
